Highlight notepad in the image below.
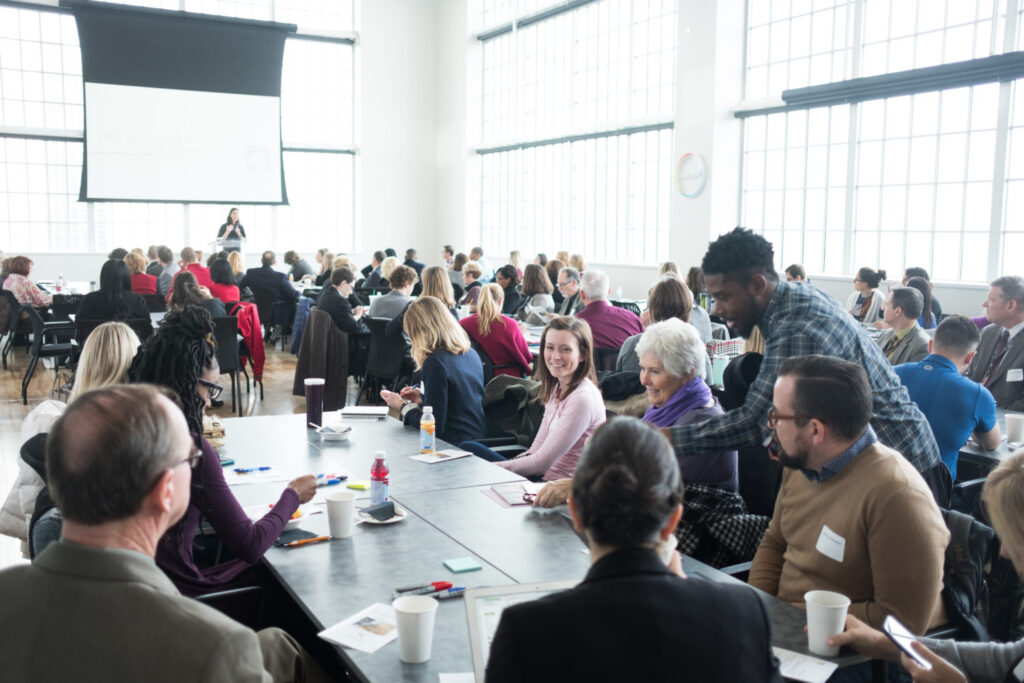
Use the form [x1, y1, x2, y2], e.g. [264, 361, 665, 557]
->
[339, 406, 388, 420]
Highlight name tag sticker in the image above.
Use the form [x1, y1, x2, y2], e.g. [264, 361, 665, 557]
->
[816, 525, 846, 563]
[1008, 369, 1023, 383]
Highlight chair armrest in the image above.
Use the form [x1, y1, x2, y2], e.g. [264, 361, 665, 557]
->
[43, 320, 76, 331]
[476, 436, 518, 448]
[719, 561, 752, 582]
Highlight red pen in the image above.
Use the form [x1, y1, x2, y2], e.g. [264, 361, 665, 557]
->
[393, 581, 452, 598]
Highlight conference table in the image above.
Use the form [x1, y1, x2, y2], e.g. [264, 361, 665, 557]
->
[219, 412, 864, 681]
[959, 408, 1024, 469]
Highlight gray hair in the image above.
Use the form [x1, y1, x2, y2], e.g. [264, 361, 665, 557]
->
[580, 269, 610, 301]
[634, 318, 706, 379]
[559, 266, 580, 284]
[992, 275, 1024, 308]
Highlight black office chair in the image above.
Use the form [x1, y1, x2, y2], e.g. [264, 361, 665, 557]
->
[76, 317, 153, 347]
[250, 286, 292, 351]
[213, 316, 243, 416]
[610, 300, 641, 316]
[1, 289, 32, 369]
[142, 293, 166, 312]
[20, 305, 75, 404]
[358, 317, 407, 404]
[595, 347, 619, 372]
[471, 338, 522, 383]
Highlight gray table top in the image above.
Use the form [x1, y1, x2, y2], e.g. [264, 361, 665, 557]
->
[959, 408, 1022, 467]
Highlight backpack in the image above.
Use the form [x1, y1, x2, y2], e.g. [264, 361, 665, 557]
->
[941, 508, 994, 641]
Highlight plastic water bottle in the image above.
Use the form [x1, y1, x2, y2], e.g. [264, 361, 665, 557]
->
[56, 273, 65, 293]
[420, 406, 436, 454]
[615, 286, 623, 300]
[370, 451, 389, 505]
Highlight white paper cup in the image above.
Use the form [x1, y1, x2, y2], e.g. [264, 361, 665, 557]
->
[324, 490, 356, 539]
[804, 590, 850, 657]
[393, 595, 439, 663]
[1006, 413, 1024, 444]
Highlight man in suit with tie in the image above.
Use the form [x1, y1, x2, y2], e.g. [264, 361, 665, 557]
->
[0, 384, 326, 682]
[875, 287, 930, 366]
[967, 275, 1024, 410]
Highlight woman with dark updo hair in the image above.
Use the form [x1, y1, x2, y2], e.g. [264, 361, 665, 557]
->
[486, 417, 782, 682]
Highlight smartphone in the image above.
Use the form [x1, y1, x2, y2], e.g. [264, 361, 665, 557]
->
[882, 615, 931, 670]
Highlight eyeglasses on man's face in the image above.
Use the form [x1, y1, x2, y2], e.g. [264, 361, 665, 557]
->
[197, 378, 223, 401]
[765, 407, 812, 429]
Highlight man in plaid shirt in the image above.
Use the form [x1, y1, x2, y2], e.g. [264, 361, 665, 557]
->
[672, 228, 949, 505]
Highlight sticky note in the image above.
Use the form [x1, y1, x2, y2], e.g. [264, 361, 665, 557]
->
[444, 557, 482, 573]
[346, 481, 369, 490]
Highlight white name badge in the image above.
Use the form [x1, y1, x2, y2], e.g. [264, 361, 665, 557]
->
[1008, 368, 1023, 383]
[815, 525, 846, 563]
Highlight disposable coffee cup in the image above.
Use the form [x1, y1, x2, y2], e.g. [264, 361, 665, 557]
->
[393, 595, 439, 663]
[804, 590, 850, 657]
[325, 490, 356, 539]
[304, 378, 325, 429]
[1006, 413, 1024, 445]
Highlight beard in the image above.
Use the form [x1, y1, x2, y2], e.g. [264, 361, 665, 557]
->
[772, 436, 809, 470]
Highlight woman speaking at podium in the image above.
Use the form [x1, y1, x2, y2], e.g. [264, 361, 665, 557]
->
[217, 207, 246, 253]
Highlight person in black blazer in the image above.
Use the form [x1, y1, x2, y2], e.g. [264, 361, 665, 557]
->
[403, 248, 425, 278]
[238, 251, 299, 305]
[487, 417, 782, 683]
[495, 265, 522, 316]
[317, 267, 369, 360]
[76, 260, 151, 343]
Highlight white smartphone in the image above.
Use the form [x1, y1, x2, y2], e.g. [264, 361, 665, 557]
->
[882, 615, 932, 671]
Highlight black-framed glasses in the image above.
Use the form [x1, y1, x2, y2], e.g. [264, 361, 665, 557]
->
[766, 407, 812, 429]
[197, 378, 223, 401]
[148, 445, 202, 491]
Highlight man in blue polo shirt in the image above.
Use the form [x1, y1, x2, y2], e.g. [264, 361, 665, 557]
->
[895, 315, 1001, 480]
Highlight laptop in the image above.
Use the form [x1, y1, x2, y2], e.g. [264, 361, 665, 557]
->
[465, 581, 577, 681]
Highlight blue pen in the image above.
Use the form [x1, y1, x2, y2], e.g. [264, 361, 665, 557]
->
[425, 587, 466, 599]
[317, 478, 342, 487]
[234, 467, 271, 473]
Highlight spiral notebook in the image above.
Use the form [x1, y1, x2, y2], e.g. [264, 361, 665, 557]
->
[339, 407, 389, 420]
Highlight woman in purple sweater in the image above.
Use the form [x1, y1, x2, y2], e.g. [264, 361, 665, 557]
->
[127, 306, 316, 596]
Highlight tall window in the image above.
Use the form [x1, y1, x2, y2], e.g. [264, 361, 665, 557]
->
[473, 0, 677, 264]
[0, 0, 357, 255]
[740, 0, 1020, 283]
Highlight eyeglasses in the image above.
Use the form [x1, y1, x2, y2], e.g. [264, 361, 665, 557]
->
[766, 407, 812, 429]
[197, 378, 223, 400]
[180, 445, 203, 469]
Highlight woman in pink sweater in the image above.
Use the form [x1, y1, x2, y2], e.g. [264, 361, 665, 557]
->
[460, 283, 533, 378]
[460, 316, 605, 480]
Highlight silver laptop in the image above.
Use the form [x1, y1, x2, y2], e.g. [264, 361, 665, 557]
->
[465, 581, 577, 681]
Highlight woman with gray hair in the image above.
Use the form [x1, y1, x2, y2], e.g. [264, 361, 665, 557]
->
[636, 318, 737, 491]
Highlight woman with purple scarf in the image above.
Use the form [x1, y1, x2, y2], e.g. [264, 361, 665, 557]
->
[637, 319, 738, 492]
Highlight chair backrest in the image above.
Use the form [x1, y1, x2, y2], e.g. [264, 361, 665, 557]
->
[212, 316, 240, 373]
[364, 317, 405, 380]
[142, 293, 166, 312]
[595, 347, 619, 372]
[470, 337, 521, 382]
[250, 286, 275, 326]
[75, 318, 106, 347]
[452, 282, 466, 301]
[940, 508, 995, 641]
[50, 293, 83, 321]
[23, 305, 46, 352]
[610, 300, 641, 316]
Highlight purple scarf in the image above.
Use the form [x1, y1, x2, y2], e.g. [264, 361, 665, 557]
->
[643, 376, 713, 428]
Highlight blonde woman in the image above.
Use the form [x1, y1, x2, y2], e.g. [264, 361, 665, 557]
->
[380, 297, 485, 445]
[556, 250, 570, 264]
[569, 253, 587, 273]
[509, 250, 524, 278]
[380, 256, 400, 285]
[227, 252, 245, 284]
[124, 251, 157, 295]
[659, 261, 680, 278]
[315, 251, 335, 286]
[1, 322, 141, 550]
[459, 261, 484, 310]
[385, 265, 458, 337]
[516, 263, 556, 324]
[460, 283, 533, 378]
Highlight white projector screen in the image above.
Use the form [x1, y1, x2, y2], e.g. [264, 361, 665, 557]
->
[85, 83, 283, 203]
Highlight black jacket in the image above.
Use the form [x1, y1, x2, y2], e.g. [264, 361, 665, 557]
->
[501, 285, 522, 316]
[317, 286, 369, 337]
[239, 266, 298, 303]
[487, 547, 782, 683]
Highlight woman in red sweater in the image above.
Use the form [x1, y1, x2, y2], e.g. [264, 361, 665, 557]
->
[460, 283, 533, 378]
[208, 258, 241, 304]
[124, 252, 157, 295]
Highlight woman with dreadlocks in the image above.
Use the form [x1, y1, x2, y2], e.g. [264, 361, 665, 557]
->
[127, 306, 317, 596]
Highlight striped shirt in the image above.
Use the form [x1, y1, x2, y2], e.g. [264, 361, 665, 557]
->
[670, 280, 941, 473]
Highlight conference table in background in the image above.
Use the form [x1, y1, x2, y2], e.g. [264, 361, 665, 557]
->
[218, 412, 863, 681]
[959, 408, 1024, 470]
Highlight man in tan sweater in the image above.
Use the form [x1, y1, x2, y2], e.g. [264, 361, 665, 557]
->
[749, 355, 949, 635]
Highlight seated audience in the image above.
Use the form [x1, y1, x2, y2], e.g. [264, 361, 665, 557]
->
[905, 276, 936, 329]
[470, 246, 493, 283]
[155, 245, 178, 298]
[1, 322, 140, 553]
[379, 256, 400, 286]
[128, 307, 316, 596]
[107, 247, 129, 261]
[145, 244, 162, 276]
[509, 250, 524, 278]
[551, 265, 583, 316]
[3, 255, 51, 307]
[495, 265, 523, 315]
[124, 251, 157, 295]
[555, 249, 570, 263]
[442, 244, 455, 270]
[966, 275, 1024, 410]
[846, 267, 886, 323]
[238, 251, 299, 329]
[685, 266, 706, 306]
[403, 248, 425, 277]
[363, 251, 387, 290]
[784, 263, 806, 282]
[314, 251, 334, 287]
[226, 251, 246, 285]
[545, 258, 566, 307]
[172, 246, 214, 291]
[568, 253, 587, 273]
[284, 250, 314, 281]
[318, 267, 370, 359]
[0, 384, 325, 682]
[831, 449, 1024, 680]
[575, 269, 644, 350]
[458, 261, 484, 310]
[749, 355, 948, 634]
[380, 297, 485, 446]
[658, 261, 679, 277]
[448, 252, 468, 289]
[76, 259, 150, 336]
[896, 315, 1000, 481]
[515, 263, 555, 324]
[486, 417, 782, 683]
[206, 250, 229, 268]
[208, 259, 240, 304]
[460, 284, 533, 378]
[637, 319, 736, 491]
[385, 265, 457, 336]
[903, 266, 943, 319]
[618, 276, 710, 375]
[460, 317, 604, 480]
[875, 287, 930, 365]
[368, 264, 417, 320]
[534, 252, 548, 267]
[168, 271, 227, 319]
